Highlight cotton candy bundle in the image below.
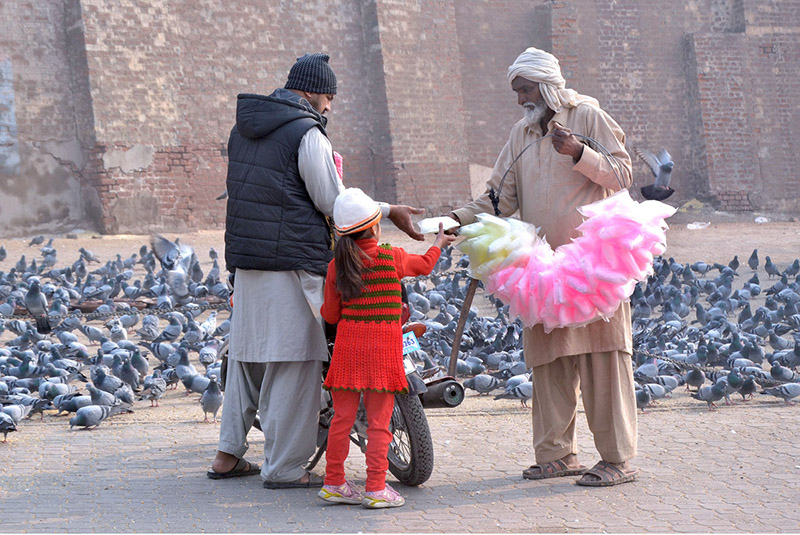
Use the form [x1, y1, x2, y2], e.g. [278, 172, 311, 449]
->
[333, 151, 344, 179]
[456, 189, 677, 333]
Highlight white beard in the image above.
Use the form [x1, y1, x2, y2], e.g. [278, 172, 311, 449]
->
[523, 102, 549, 129]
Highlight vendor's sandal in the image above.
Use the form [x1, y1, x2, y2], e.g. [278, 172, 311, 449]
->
[575, 461, 639, 487]
[522, 458, 587, 480]
[263, 471, 324, 489]
[206, 458, 261, 480]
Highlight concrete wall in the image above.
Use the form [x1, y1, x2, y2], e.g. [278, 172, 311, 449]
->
[0, 1, 86, 235]
[1, 0, 798, 236]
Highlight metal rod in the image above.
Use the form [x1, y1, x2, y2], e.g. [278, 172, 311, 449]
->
[448, 277, 479, 377]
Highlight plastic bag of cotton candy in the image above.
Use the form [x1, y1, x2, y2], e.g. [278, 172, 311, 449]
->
[456, 190, 676, 333]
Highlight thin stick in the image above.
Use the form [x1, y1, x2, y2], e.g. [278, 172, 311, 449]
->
[449, 277, 479, 377]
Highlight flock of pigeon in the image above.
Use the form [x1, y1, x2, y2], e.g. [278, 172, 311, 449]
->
[0, 235, 230, 442]
[2, 233, 799, 444]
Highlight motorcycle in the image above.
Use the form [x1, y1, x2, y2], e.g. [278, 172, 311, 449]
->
[218, 286, 464, 486]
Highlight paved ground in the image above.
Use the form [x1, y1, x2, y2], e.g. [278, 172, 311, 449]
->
[3, 216, 800, 532]
[2, 388, 799, 532]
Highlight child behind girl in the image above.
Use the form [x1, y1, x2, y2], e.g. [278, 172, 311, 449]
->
[318, 188, 455, 508]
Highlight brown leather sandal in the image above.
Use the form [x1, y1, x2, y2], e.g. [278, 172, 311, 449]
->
[575, 461, 639, 487]
[522, 458, 587, 480]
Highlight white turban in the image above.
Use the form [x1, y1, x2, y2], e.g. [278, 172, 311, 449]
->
[507, 47, 598, 112]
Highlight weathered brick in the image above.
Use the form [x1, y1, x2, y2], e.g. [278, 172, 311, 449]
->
[1, 0, 799, 235]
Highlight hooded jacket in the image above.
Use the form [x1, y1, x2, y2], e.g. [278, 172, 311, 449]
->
[224, 89, 333, 275]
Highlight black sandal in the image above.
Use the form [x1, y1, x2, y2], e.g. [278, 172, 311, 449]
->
[207, 458, 261, 479]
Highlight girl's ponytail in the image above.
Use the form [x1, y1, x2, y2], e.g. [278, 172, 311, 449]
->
[334, 229, 371, 302]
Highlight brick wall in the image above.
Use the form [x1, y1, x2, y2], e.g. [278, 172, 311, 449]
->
[546, 0, 799, 212]
[687, 27, 800, 211]
[455, 0, 541, 170]
[2, 0, 800, 235]
[372, 0, 471, 213]
[74, 0, 391, 233]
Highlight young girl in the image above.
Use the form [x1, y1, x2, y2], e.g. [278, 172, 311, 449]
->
[318, 188, 455, 508]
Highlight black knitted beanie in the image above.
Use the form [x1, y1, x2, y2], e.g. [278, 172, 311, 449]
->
[284, 53, 337, 95]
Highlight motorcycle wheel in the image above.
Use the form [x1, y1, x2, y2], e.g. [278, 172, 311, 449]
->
[387, 393, 433, 486]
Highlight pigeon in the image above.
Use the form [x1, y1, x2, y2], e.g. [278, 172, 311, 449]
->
[78, 247, 100, 264]
[683, 369, 706, 392]
[150, 234, 191, 271]
[200, 377, 223, 423]
[24, 280, 51, 334]
[52, 393, 92, 415]
[635, 387, 652, 412]
[691, 382, 727, 410]
[198, 339, 220, 369]
[643, 383, 670, 402]
[139, 371, 167, 407]
[87, 383, 117, 406]
[463, 374, 502, 395]
[494, 380, 533, 407]
[747, 249, 759, 271]
[783, 259, 800, 278]
[92, 366, 124, 394]
[152, 316, 182, 344]
[162, 368, 180, 390]
[199, 311, 218, 339]
[130, 348, 149, 377]
[727, 255, 739, 273]
[69, 403, 128, 429]
[28, 235, 45, 247]
[136, 315, 160, 341]
[764, 256, 781, 278]
[175, 347, 198, 380]
[634, 147, 674, 201]
[0, 296, 18, 317]
[761, 383, 800, 404]
[738, 376, 757, 401]
[80, 324, 105, 344]
[117, 359, 140, 391]
[181, 318, 206, 345]
[0, 411, 17, 442]
[1, 403, 33, 424]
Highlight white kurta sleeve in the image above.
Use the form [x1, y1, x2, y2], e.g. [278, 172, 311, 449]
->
[298, 127, 344, 218]
[298, 127, 390, 218]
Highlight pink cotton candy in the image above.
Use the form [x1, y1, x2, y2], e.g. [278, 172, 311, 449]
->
[454, 189, 676, 331]
[333, 151, 344, 179]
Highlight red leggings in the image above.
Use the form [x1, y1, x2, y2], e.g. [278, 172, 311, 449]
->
[324, 390, 395, 491]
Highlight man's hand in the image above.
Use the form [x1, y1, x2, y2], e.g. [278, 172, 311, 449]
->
[388, 204, 425, 241]
[444, 213, 461, 236]
[552, 122, 584, 162]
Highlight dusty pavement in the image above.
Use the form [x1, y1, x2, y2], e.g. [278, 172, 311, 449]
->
[2, 214, 800, 533]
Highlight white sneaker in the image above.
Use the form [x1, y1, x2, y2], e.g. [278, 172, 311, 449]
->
[362, 483, 405, 508]
[317, 480, 363, 505]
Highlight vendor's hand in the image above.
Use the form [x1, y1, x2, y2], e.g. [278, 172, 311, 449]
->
[434, 222, 457, 249]
[552, 122, 584, 162]
[444, 213, 461, 236]
[388, 204, 425, 241]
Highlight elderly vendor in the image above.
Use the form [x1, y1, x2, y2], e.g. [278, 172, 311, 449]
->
[447, 47, 639, 487]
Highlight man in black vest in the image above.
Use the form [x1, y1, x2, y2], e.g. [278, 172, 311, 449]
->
[208, 53, 424, 488]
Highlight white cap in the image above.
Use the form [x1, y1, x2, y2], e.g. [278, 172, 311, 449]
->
[333, 188, 382, 236]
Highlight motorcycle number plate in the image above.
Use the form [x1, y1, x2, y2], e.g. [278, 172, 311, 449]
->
[402, 331, 420, 355]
